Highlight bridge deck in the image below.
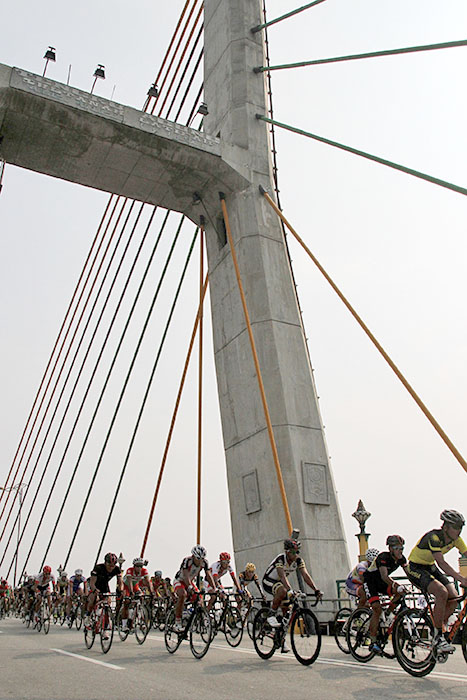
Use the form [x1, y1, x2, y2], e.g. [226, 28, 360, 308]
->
[0, 618, 465, 698]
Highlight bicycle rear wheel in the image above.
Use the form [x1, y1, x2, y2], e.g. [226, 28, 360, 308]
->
[100, 607, 114, 654]
[333, 607, 352, 654]
[393, 608, 436, 677]
[346, 608, 375, 662]
[224, 605, 243, 647]
[116, 608, 130, 642]
[290, 607, 321, 665]
[164, 608, 183, 653]
[190, 608, 212, 659]
[252, 608, 278, 660]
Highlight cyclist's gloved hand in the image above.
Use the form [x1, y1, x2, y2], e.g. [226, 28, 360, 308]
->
[314, 589, 323, 600]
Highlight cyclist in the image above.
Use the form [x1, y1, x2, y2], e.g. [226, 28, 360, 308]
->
[164, 577, 176, 601]
[407, 509, 467, 654]
[363, 535, 408, 653]
[120, 557, 154, 630]
[33, 566, 56, 620]
[345, 548, 379, 608]
[67, 568, 87, 618]
[239, 562, 266, 601]
[0, 579, 10, 616]
[55, 571, 69, 610]
[262, 538, 322, 653]
[173, 545, 216, 631]
[206, 552, 241, 612]
[85, 552, 123, 626]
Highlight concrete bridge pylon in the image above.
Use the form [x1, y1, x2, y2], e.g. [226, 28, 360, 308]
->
[201, 0, 350, 592]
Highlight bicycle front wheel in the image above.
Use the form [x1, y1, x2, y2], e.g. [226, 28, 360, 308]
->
[190, 608, 212, 659]
[135, 604, 150, 645]
[461, 621, 467, 664]
[252, 608, 278, 660]
[393, 608, 436, 677]
[75, 605, 83, 630]
[100, 608, 114, 654]
[333, 607, 352, 654]
[290, 608, 321, 665]
[346, 608, 375, 662]
[42, 603, 50, 635]
[84, 615, 96, 649]
[224, 605, 243, 647]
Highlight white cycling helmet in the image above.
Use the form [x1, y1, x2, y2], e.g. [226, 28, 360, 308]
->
[133, 558, 145, 567]
[191, 545, 207, 559]
[75, 569, 83, 576]
[365, 548, 380, 563]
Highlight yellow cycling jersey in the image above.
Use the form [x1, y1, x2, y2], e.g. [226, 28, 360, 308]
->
[408, 528, 467, 566]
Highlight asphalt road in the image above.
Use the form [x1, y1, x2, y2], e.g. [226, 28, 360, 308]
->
[0, 617, 466, 699]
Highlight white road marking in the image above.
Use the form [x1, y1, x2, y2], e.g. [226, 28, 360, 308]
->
[50, 648, 124, 670]
[147, 634, 467, 682]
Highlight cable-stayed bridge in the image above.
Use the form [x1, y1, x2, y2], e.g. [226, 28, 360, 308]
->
[1, 0, 466, 652]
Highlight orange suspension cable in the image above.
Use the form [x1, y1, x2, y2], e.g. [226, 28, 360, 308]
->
[197, 224, 205, 544]
[219, 195, 293, 533]
[260, 187, 467, 475]
[157, 2, 204, 117]
[140, 275, 209, 557]
[150, 0, 202, 116]
[0, 194, 115, 505]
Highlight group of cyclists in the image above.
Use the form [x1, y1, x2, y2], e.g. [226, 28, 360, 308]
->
[1, 507, 466, 668]
[343, 508, 467, 658]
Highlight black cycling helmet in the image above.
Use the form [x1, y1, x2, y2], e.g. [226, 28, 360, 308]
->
[104, 552, 118, 566]
[284, 538, 301, 552]
[386, 535, 405, 547]
[440, 509, 465, 529]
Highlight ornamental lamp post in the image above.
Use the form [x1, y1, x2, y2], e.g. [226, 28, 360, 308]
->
[352, 499, 371, 562]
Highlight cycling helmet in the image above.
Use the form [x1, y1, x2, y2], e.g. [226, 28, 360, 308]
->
[43, 565, 52, 574]
[365, 548, 380, 563]
[440, 509, 465, 529]
[75, 569, 83, 576]
[104, 552, 118, 566]
[60, 572, 68, 579]
[27, 576, 35, 582]
[219, 551, 231, 561]
[284, 538, 301, 552]
[154, 570, 162, 578]
[191, 545, 207, 559]
[245, 563, 256, 573]
[386, 535, 405, 547]
[132, 557, 145, 567]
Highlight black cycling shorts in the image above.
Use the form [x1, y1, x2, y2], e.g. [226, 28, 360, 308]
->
[406, 562, 450, 593]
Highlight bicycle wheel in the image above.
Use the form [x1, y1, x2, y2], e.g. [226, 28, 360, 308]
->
[100, 607, 114, 654]
[75, 604, 83, 630]
[346, 608, 375, 662]
[247, 605, 258, 640]
[42, 603, 51, 635]
[290, 607, 321, 665]
[116, 608, 130, 642]
[164, 608, 183, 653]
[190, 608, 212, 659]
[462, 622, 467, 663]
[252, 608, 278, 660]
[135, 604, 150, 645]
[333, 607, 352, 654]
[84, 614, 96, 649]
[393, 608, 436, 677]
[223, 604, 243, 647]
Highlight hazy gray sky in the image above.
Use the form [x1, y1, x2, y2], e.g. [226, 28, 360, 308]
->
[1, 0, 466, 583]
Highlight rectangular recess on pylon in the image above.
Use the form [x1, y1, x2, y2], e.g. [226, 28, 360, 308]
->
[302, 462, 329, 505]
[242, 470, 261, 514]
